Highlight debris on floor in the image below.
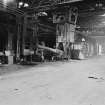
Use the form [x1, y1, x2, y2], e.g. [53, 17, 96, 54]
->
[88, 76, 104, 80]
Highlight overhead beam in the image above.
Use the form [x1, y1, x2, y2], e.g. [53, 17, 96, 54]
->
[57, 0, 83, 4]
[39, 23, 55, 31]
[79, 9, 105, 17]
[24, 0, 82, 13]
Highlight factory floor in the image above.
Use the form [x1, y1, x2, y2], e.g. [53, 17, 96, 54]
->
[0, 56, 105, 105]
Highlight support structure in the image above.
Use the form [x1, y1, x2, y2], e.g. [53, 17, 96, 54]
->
[53, 7, 78, 58]
[18, 14, 39, 62]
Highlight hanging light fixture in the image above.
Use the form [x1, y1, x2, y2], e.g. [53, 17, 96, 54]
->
[18, 2, 29, 8]
[95, 0, 103, 8]
[24, 3, 29, 7]
[18, 1, 23, 8]
[19, 1, 23, 6]
[82, 38, 85, 42]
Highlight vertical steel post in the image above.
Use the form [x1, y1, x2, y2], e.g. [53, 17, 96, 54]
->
[33, 14, 38, 49]
[16, 16, 21, 59]
[22, 14, 27, 57]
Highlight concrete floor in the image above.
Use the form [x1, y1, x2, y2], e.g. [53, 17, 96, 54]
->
[0, 56, 105, 105]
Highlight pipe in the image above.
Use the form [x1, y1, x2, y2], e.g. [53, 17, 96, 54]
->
[37, 44, 64, 56]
